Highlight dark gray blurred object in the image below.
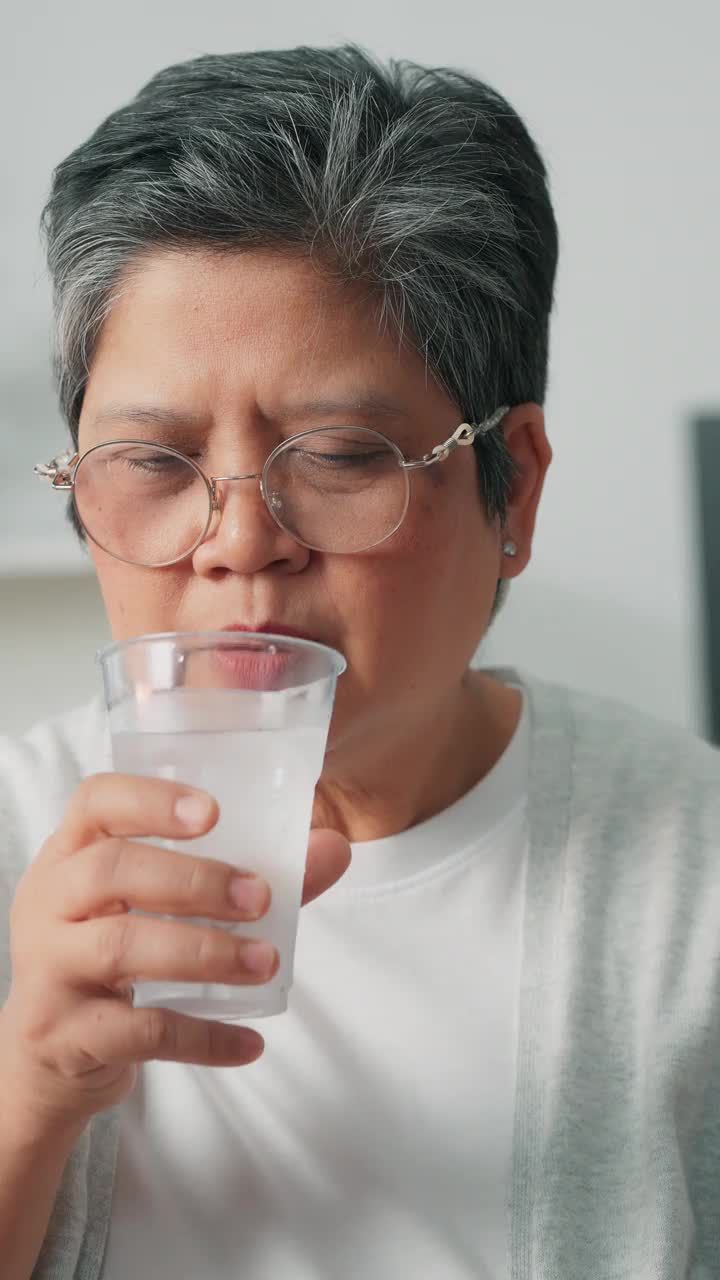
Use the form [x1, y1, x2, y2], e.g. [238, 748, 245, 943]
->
[693, 414, 720, 745]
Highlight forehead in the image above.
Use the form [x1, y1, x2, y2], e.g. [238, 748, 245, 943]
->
[80, 247, 460, 448]
[88, 248, 418, 394]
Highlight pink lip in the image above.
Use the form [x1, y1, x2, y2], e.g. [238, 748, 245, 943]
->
[213, 623, 316, 691]
[212, 648, 293, 690]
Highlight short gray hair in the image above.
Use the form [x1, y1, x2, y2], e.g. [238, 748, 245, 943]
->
[41, 45, 558, 621]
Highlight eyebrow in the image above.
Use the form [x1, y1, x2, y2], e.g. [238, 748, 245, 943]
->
[91, 393, 410, 431]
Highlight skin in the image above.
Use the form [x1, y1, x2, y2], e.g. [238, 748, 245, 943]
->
[78, 245, 552, 843]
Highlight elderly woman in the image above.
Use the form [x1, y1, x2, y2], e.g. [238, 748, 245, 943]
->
[1, 44, 718, 1280]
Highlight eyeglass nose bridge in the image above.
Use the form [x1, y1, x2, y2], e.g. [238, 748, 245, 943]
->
[209, 471, 262, 511]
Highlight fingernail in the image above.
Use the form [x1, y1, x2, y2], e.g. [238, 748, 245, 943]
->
[228, 876, 269, 917]
[242, 941, 277, 977]
[175, 793, 212, 827]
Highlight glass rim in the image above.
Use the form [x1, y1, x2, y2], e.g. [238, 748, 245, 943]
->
[96, 629, 347, 676]
[73, 428, 410, 563]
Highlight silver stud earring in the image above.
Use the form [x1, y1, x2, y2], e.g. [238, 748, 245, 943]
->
[502, 540, 518, 557]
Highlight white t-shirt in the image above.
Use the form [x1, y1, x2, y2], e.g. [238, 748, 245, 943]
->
[101, 685, 530, 1279]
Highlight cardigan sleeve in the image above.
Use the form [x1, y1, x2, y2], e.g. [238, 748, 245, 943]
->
[686, 1029, 720, 1277]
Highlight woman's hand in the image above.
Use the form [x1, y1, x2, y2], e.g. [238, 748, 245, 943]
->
[0, 773, 351, 1146]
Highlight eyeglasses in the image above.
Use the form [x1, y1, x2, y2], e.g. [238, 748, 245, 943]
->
[35, 406, 508, 566]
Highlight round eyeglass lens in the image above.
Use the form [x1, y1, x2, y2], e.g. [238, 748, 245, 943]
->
[264, 427, 410, 553]
[73, 441, 212, 567]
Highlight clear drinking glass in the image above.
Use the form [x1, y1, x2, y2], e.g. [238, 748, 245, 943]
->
[98, 631, 346, 1019]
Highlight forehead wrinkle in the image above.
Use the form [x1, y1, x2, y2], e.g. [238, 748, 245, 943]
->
[91, 404, 207, 431]
[271, 393, 411, 422]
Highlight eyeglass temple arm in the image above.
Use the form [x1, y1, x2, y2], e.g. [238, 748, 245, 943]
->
[34, 449, 78, 490]
[34, 405, 510, 485]
[401, 405, 509, 471]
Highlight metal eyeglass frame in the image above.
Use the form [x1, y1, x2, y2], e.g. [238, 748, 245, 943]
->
[34, 404, 509, 564]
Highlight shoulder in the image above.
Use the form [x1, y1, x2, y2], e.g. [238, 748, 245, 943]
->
[519, 667, 720, 798]
[566, 677, 718, 812]
[565, 682, 720, 906]
[0, 697, 110, 880]
[519, 668, 720, 946]
[0, 698, 109, 1003]
[0, 697, 110, 798]
[509, 665, 720, 896]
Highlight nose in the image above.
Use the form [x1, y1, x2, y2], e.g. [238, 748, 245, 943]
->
[191, 473, 309, 578]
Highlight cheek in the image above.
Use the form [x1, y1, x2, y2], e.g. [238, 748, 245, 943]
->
[320, 495, 436, 618]
[371, 475, 487, 597]
[325, 482, 490, 665]
[92, 549, 185, 640]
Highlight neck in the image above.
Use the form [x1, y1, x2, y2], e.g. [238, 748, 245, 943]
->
[312, 670, 523, 844]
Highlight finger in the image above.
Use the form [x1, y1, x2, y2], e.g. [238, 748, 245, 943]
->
[301, 829, 352, 906]
[58, 914, 279, 989]
[52, 773, 219, 858]
[53, 839, 271, 925]
[63, 998, 265, 1069]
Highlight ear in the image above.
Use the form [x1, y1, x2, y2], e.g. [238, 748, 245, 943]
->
[496, 403, 552, 579]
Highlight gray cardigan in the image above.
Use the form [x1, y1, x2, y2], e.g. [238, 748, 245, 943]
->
[1, 669, 718, 1279]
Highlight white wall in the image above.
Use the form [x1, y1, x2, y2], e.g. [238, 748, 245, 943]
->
[2, 0, 718, 739]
